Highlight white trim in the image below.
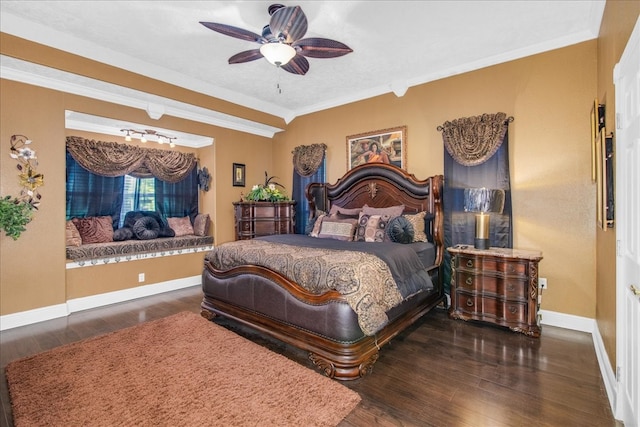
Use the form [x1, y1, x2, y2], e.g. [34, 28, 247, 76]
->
[65, 245, 213, 269]
[539, 309, 595, 333]
[0, 55, 284, 139]
[66, 276, 200, 313]
[0, 303, 69, 332]
[0, 278, 200, 331]
[593, 321, 619, 416]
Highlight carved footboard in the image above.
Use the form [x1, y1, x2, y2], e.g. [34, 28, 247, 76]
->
[201, 261, 443, 380]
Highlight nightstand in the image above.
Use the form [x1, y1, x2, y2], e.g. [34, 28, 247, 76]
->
[447, 245, 543, 337]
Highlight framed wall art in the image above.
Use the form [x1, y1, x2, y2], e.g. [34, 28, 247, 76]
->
[346, 125, 407, 170]
[590, 99, 605, 182]
[232, 163, 245, 187]
[595, 130, 614, 230]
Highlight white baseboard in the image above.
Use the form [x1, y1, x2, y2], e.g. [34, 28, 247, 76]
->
[539, 309, 595, 333]
[592, 322, 618, 416]
[0, 276, 201, 331]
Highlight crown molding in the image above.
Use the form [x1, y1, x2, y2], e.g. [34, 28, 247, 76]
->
[1, 55, 283, 139]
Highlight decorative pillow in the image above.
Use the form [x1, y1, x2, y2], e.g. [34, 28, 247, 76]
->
[65, 220, 82, 247]
[72, 216, 114, 244]
[133, 217, 160, 240]
[386, 216, 415, 244]
[318, 218, 357, 241]
[113, 227, 134, 241]
[193, 213, 210, 236]
[309, 214, 327, 237]
[329, 205, 362, 217]
[362, 204, 405, 219]
[167, 216, 194, 237]
[355, 213, 391, 242]
[403, 211, 427, 242]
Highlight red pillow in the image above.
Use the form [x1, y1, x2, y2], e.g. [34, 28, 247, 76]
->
[72, 216, 114, 244]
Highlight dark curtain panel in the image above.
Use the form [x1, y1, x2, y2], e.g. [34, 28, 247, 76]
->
[66, 150, 124, 228]
[154, 167, 198, 222]
[442, 130, 513, 295]
[293, 158, 325, 234]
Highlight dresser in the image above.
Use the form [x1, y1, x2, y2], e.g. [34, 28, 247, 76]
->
[447, 245, 543, 337]
[233, 201, 296, 240]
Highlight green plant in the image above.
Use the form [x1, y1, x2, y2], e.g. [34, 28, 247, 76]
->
[245, 171, 289, 202]
[0, 196, 34, 240]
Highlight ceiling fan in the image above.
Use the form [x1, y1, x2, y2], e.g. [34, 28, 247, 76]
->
[200, 3, 353, 75]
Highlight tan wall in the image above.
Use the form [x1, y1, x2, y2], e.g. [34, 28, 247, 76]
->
[0, 74, 271, 315]
[274, 41, 598, 320]
[595, 1, 640, 369]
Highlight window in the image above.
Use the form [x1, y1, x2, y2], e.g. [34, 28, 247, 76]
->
[66, 150, 198, 227]
[119, 175, 156, 227]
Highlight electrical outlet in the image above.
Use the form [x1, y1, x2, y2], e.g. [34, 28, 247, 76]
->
[138, 273, 145, 283]
[539, 277, 547, 289]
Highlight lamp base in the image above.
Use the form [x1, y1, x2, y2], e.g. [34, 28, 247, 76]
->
[474, 238, 489, 250]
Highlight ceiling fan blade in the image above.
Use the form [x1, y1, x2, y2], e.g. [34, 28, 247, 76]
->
[293, 38, 353, 58]
[281, 55, 309, 75]
[200, 22, 264, 43]
[269, 6, 308, 43]
[228, 49, 263, 64]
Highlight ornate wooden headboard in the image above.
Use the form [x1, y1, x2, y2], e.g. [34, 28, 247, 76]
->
[306, 163, 444, 265]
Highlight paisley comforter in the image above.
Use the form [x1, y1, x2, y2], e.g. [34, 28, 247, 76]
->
[205, 235, 434, 335]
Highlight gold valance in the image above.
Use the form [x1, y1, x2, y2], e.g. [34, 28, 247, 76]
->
[66, 136, 197, 183]
[292, 143, 327, 176]
[437, 113, 513, 166]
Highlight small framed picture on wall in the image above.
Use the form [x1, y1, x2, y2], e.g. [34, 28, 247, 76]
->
[233, 163, 245, 187]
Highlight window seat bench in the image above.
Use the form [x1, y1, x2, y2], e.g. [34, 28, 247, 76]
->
[66, 235, 214, 268]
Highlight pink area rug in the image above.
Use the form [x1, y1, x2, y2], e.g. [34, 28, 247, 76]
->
[6, 312, 361, 426]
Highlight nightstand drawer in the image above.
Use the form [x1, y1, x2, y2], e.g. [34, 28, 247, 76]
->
[455, 291, 527, 323]
[456, 255, 529, 277]
[455, 272, 528, 300]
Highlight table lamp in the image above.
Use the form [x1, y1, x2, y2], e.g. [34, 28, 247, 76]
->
[464, 188, 505, 249]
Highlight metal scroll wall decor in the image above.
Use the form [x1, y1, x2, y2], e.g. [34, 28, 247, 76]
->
[1, 135, 44, 239]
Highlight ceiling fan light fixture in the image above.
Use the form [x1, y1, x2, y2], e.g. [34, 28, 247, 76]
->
[260, 42, 296, 66]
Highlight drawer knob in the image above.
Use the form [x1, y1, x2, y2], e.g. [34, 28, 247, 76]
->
[465, 277, 473, 286]
[466, 298, 474, 307]
[509, 306, 517, 314]
[466, 260, 474, 268]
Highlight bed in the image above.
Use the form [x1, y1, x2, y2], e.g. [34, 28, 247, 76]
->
[201, 163, 444, 380]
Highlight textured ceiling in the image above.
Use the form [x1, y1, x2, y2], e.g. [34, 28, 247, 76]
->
[1, 1, 605, 123]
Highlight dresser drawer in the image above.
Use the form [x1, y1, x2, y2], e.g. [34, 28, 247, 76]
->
[455, 291, 527, 323]
[456, 255, 528, 277]
[455, 272, 528, 300]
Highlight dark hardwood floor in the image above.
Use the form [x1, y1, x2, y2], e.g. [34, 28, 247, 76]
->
[0, 286, 619, 427]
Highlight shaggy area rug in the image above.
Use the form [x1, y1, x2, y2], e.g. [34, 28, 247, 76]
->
[6, 312, 361, 426]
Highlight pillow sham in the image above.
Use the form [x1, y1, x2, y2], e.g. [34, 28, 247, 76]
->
[362, 204, 405, 219]
[72, 216, 114, 244]
[355, 213, 391, 242]
[167, 216, 194, 237]
[318, 218, 358, 241]
[386, 215, 415, 244]
[403, 211, 427, 242]
[65, 220, 82, 247]
[133, 216, 160, 240]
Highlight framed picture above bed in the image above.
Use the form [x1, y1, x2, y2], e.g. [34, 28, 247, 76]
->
[346, 125, 407, 170]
